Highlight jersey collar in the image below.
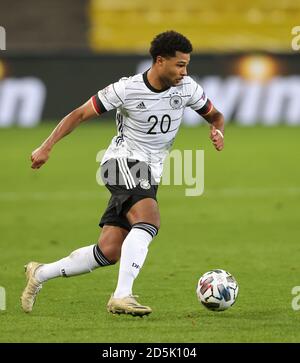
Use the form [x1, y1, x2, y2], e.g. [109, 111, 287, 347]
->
[143, 70, 170, 93]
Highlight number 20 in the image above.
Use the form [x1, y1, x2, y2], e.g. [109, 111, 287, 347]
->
[147, 114, 171, 134]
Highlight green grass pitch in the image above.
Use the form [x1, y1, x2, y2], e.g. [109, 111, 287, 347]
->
[0, 121, 300, 342]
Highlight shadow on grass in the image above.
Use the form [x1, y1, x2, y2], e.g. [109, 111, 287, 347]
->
[184, 307, 285, 321]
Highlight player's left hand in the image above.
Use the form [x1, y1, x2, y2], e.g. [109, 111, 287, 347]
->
[210, 126, 224, 151]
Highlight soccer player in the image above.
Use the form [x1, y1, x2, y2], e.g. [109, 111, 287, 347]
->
[21, 31, 224, 316]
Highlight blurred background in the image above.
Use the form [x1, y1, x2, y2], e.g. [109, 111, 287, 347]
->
[1, 0, 300, 343]
[0, 0, 299, 127]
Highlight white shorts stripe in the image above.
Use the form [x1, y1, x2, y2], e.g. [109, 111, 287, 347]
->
[121, 158, 136, 188]
[117, 158, 130, 189]
[120, 158, 134, 189]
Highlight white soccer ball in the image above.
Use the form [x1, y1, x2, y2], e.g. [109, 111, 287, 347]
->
[196, 269, 239, 311]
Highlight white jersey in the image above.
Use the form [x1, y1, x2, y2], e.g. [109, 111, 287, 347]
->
[92, 71, 209, 182]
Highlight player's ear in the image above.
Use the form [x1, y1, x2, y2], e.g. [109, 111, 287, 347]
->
[156, 55, 164, 66]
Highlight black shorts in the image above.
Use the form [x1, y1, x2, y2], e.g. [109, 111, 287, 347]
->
[99, 158, 158, 231]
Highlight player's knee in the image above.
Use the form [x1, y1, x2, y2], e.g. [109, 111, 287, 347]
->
[147, 213, 160, 231]
[148, 211, 160, 231]
[127, 198, 159, 223]
[127, 209, 160, 231]
[152, 218, 160, 231]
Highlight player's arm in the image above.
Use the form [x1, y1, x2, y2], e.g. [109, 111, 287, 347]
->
[196, 99, 225, 151]
[31, 98, 99, 169]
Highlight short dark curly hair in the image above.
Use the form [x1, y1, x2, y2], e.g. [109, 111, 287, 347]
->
[149, 31, 193, 62]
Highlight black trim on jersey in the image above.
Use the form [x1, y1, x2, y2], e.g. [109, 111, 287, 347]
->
[128, 113, 183, 124]
[143, 69, 170, 93]
[162, 94, 191, 99]
[195, 99, 213, 116]
[93, 94, 107, 114]
[116, 113, 124, 146]
[125, 98, 160, 101]
[123, 123, 179, 135]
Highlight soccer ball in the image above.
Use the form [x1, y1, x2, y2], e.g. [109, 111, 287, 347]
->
[196, 269, 239, 311]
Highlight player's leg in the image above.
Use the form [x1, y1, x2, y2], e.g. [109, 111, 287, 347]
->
[126, 198, 160, 227]
[107, 198, 160, 316]
[97, 225, 128, 263]
[115, 198, 160, 298]
[21, 225, 127, 313]
[35, 225, 128, 280]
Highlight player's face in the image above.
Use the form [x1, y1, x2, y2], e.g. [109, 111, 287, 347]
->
[158, 51, 190, 87]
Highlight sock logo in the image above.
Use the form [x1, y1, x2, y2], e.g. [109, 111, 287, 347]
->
[132, 263, 140, 269]
[61, 268, 68, 277]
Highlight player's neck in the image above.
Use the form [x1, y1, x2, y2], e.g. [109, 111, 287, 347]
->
[146, 68, 170, 92]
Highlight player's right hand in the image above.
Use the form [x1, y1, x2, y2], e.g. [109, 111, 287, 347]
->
[31, 146, 50, 169]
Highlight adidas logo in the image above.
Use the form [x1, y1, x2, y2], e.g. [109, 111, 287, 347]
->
[136, 101, 146, 109]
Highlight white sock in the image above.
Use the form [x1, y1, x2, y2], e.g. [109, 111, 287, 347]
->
[113, 223, 158, 298]
[35, 244, 111, 283]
